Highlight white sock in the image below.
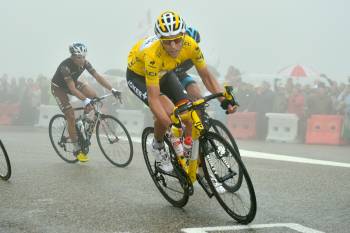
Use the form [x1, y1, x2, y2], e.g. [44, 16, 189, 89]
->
[152, 138, 164, 149]
[73, 142, 81, 152]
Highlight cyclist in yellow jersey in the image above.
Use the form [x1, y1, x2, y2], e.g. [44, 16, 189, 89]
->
[126, 11, 237, 172]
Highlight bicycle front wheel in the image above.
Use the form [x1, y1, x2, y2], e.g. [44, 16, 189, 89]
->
[0, 140, 11, 180]
[209, 118, 243, 192]
[96, 115, 133, 167]
[141, 127, 190, 208]
[199, 132, 257, 224]
[48, 114, 78, 163]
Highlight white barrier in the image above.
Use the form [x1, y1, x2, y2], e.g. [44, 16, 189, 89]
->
[266, 113, 299, 143]
[36, 105, 61, 127]
[116, 109, 145, 136]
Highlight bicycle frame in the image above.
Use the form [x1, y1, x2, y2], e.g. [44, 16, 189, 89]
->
[170, 86, 236, 183]
[57, 93, 119, 153]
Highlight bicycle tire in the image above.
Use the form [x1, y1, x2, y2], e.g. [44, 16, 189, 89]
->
[141, 127, 190, 208]
[48, 114, 78, 163]
[96, 114, 133, 167]
[209, 118, 243, 192]
[0, 140, 11, 180]
[199, 132, 257, 224]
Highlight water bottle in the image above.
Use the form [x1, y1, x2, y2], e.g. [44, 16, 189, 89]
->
[183, 136, 192, 158]
[169, 125, 183, 157]
[170, 125, 186, 168]
[76, 118, 86, 141]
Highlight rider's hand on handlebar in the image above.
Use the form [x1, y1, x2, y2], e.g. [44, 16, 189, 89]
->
[220, 99, 239, 114]
[83, 98, 91, 107]
[111, 88, 122, 103]
[83, 98, 93, 113]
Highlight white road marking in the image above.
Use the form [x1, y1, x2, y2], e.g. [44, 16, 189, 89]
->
[240, 150, 350, 168]
[130, 137, 350, 168]
[181, 223, 325, 233]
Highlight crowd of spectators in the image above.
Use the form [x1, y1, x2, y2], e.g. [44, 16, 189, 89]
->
[216, 66, 350, 141]
[1, 68, 350, 142]
[0, 74, 50, 125]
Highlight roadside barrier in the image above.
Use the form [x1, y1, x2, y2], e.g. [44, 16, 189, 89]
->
[266, 113, 299, 143]
[305, 115, 344, 145]
[0, 103, 20, 125]
[227, 112, 257, 139]
[36, 105, 60, 127]
[116, 109, 144, 136]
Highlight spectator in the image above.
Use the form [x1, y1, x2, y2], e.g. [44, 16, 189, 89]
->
[287, 84, 305, 118]
[272, 78, 288, 113]
[251, 81, 274, 139]
[287, 84, 306, 141]
[0, 74, 9, 103]
[37, 75, 50, 105]
[341, 84, 350, 141]
[306, 82, 333, 117]
[6, 77, 18, 103]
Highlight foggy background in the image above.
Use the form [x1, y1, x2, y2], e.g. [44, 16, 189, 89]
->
[0, 0, 349, 80]
[1, 0, 350, 143]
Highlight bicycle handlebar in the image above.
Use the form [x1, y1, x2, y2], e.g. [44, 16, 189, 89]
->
[91, 90, 122, 105]
[173, 86, 238, 117]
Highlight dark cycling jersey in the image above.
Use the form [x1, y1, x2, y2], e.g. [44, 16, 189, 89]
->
[51, 58, 96, 90]
[173, 59, 194, 75]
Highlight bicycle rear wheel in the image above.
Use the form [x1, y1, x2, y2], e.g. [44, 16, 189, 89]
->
[96, 114, 133, 167]
[199, 132, 256, 224]
[48, 114, 78, 163]
[209, 118, 243, 192]
[0, 140, 11, 180]
[141, 127, 190, 208]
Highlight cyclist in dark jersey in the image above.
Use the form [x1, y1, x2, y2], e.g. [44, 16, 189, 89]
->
[172, 27, 202, 100]
[51, 42, 119, 162]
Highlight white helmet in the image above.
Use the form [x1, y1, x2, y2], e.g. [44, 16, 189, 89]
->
[154, 11, 186, 38]
[69, 42, 87, 56]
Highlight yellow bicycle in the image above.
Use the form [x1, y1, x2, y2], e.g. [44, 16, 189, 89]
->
[142, 86, 256, 224]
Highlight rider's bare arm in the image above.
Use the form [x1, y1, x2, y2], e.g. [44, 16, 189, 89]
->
[65, 77, 87, 100]
[196, 65, 237, 114]
[92, 71, 113, 91]
[196, 65, 224, 99]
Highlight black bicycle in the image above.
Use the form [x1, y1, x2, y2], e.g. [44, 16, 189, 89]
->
[0, 139, 11, 180]
[142, 87, 256, 224]
[49, 93, 133, 167]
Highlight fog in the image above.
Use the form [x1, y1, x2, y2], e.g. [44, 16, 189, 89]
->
[1, 0, 349, 144]
[0, 0, 349, 80]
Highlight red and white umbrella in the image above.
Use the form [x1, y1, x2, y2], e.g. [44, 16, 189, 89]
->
[278, 64, 320, 78]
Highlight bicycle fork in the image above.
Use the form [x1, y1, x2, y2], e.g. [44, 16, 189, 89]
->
[204, 139, 237, 183]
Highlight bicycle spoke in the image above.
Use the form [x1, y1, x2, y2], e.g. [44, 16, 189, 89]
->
[96, 115, 133, 167]
[49, 114, 78, 163]
[141, 127, 189, 207]
[201, 132, 256, 224]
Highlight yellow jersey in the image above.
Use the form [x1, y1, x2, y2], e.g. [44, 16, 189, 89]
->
[127, 35, 206, 86]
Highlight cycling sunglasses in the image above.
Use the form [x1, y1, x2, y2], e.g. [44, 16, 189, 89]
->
[72, 54, 86, 59]
[160, 34, 184, 46]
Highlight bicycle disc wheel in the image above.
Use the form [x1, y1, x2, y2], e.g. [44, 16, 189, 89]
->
[141, 127, 190, 208]
[199, 132, 256, 224]
[0, 140, 11, 180]
[96, 115, 133, 167]
[49, 114, 78, 163]
[209, 118, 243, 192]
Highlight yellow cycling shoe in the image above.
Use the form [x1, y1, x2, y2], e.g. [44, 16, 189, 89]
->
[76, 152, 89, 162]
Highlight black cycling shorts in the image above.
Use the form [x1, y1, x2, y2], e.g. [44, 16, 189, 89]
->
[177, 72, 197, 89]
[126, 69, 189, 106]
